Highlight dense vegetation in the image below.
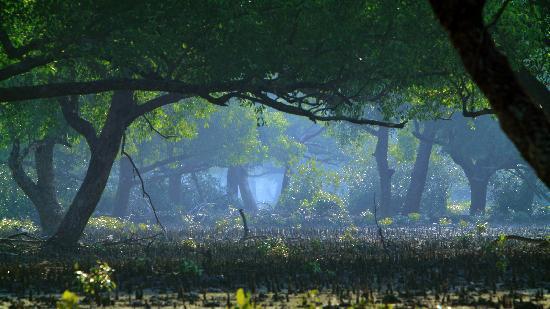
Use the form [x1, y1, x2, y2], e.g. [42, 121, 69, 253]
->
[0, 0, 548, 307]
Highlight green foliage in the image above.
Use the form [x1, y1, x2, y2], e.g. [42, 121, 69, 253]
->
[476, 221, 489, 235]
[447, 201, 470, 216]
[378, 217, 393, 226]
[258, 238, 290, 259]
[407, 213, 421, 222]
[178, 259, 203, 278]
[75, 261, 116, 297]
[278, 160, 350, 227]
[235, 288, 252, 309]
[84, 216, 160, 241]
[490, 170, 537, 220]
[0, 218, 38, 237]
[56, 290, 79, 309]
[438, 217, 452, 226]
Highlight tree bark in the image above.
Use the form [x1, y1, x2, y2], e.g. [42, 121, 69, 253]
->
[112, 156, 133, 218]
[280, 165, 291, 195]
[190, 172, 204, 204]
[8, 139, 63, 235]
[429, 0, 550, 187]
[226, 167, 239, 200]
[227, 166, 257, 213]
[466, 173, 490, 215]
[48, 91, 134, 246]
[168, 173, 183, 206]
[403, 122, 437, 214]
[235, 166, 257, 213]
[374, 127, 395, 217]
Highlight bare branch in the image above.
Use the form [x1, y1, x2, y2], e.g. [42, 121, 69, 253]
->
[120, 133, 166, 235]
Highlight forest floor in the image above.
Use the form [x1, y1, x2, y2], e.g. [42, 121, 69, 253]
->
[0, 225, 548, 308]
[1, 288, 549, 308]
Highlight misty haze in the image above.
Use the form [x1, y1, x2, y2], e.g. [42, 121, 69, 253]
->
[0, 1, 548, 308]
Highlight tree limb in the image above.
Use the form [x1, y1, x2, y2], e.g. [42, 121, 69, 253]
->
[59, 96, 98, 148]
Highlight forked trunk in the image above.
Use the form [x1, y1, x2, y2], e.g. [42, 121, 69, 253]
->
[8, 139, 64, 235]
[403, 122, 437, 214]
[227, 166, 257, 213]
[48, 91, 133, 246]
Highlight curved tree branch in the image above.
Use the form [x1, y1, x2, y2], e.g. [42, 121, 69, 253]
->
[59, 96, 98, 148]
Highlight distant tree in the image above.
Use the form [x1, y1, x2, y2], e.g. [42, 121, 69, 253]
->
[434, 115, 522, 214]
[403, 120, 439, 214]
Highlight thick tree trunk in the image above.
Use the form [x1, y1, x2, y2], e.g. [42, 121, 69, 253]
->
[168, 173, 183, 206]
[226, 167, 239, 200]
[190, 172, 204, 204]
[466, 173, 490, 215]
[235, 166, 257, 213]
[227, 166, 257, 213]
[374, 127, 395, 217]
[50, 133, 123, 244]
[403, 122, 437, 214]
[49, 91, 133, 246]
[8, 139, 63, 235]
[112, 156, 133, 218]
[429, 0, 550, 186]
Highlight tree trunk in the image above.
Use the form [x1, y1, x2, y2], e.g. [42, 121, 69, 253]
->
[8, 139, 63, 235]
[190, 172, 204, 204]
[466, 173, 490, 215]
[403, 122, 437, 214]
[168, 173, 183, 206]
[374, 127, 395, 217]
[429, 0, 550, 186]
[112, 156, 133, 218]
[226, 167, 239, 200]
[280, 165, 291, 195]
[49, 91, 133, 246]
[235, 166, 257, 213]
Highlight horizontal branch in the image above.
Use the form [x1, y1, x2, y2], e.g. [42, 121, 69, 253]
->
[462, 106, 494, 118]
[2, 78, 407, 128]
[239, 92, 406, 128]
[0, 79, 239, 102]
[0, 55, 54, 81]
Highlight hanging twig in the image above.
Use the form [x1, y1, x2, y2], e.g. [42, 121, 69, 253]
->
[120, 133, 167, 235]
[142, 114, 178, 139]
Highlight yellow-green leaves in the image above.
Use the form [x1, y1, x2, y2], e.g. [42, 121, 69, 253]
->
[235, 288, 251, 308]
[57, 290, 79, 309]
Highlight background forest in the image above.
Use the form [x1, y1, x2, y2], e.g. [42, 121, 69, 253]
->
[0, 0, 548, 307]
[1, 105, 549, 234]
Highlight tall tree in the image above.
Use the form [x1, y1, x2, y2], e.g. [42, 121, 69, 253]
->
[429, 0, 550, 186]
[7, 138, 64, 234]
[403, 121, 439, 214]
[437, 115, 522, 214]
